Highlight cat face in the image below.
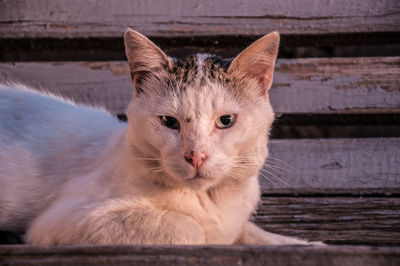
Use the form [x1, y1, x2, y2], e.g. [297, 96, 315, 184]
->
[124, 29, 279, 190]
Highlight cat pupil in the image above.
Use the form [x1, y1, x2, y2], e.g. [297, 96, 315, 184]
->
[160, 116, 180, 130]
[216, 114, 236, 129]
[220, 115, 232, 125]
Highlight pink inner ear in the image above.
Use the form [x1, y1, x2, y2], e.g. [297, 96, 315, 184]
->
[252, 63, 273, 89]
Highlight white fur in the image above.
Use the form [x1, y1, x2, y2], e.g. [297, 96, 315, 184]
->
[0, 82, 316, 245]
[0, 30, 322, 245]
[0, 84, 124, 232]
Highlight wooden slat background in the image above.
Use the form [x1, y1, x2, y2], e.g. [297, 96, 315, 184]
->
[1, 57, 399, 115]
[1, 0, 399, 39]
[1, 0, 400, 257]
[263, 138, 400, 193]
[1, 245, 399, 266]
[256, 197, 400, 245]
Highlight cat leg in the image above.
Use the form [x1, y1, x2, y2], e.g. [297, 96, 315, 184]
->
[236, 221, 324, 245]
[26, 198, 205, 245]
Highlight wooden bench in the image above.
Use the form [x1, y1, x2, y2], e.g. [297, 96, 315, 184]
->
[1, 0, 399, 265]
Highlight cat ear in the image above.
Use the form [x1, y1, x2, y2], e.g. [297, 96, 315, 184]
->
[228, 32, 280, 95]
[124, 28, 172, 95]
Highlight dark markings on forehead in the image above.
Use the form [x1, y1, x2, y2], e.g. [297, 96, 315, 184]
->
[170, 56, 198, 87]
[170, 55, 232, 84]
[162, 55, 256, 101]
[204, 56, 232, 70]
[203, 56, 232, 84]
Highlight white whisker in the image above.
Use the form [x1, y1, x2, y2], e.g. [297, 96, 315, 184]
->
[266, 156, 293, 169]
[263, 165, 290, 177]
[265, 161, 291, 173]
[258, 172, 280, 188]
[259, 168, 289, 186]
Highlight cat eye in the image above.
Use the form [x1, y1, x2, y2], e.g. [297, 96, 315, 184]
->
[160, 116, 180, 130]
[216, 114, 236, 129]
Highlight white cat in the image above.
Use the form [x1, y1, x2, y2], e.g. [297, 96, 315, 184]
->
[0, 28, 319, 245]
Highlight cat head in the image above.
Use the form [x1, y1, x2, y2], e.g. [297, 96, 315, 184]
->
[124, 28, 279, 191]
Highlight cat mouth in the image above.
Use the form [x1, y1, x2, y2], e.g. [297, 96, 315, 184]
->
[188, 170, 207, 180]
[193, 172, 203, 179]
[188, 171, 202, 180]
[183, 169, 217, 189]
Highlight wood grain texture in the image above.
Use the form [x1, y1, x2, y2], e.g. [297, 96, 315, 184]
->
[255, 197, 400, 245]
[271, 57, 400, 114]
[1, 245, 399, 266]
[1, 195, 399, 246]
[1, 57, 399, 115]
[0, 62, 133, 115]
[1, 0, 399, 39]
[262, 138, 400, 192]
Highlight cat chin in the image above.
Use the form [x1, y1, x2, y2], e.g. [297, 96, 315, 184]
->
[162, 160, 228, 190]
[184, 175, 218, 190]
[170, 170, 220, 190]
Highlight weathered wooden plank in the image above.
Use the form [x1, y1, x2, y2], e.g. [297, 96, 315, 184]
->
[1, 195, 398, 245]
[0, 61, 133, 114]
[255, 197, 400, 245]
[261, 138, 400, 192]
[1, 57, 399, 115]
[1, 245, 399, 266]
[261, 188, 400, 197]
[271, 57, 400, 114]
[1, 0, 399, 39]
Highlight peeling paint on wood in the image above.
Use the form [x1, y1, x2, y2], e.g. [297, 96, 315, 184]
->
[271, 57, 400, 114]
[0, 61, 133, 114]
[0, 0, 399, 39]
[0, 57, 399, 115]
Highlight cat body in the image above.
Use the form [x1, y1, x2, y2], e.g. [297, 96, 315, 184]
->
[0, 86, 124, 234]
[0, 29, 315, 245]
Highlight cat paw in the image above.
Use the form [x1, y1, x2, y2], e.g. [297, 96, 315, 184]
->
[287, 238, 326, 246]
[307, 240, 326, 246]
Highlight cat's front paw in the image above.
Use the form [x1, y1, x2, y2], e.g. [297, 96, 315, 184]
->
[307, 240, 326, 246]
[238, 222, 327, 246]
[288, 238, 326, 246]
[277, 237, 326, 246]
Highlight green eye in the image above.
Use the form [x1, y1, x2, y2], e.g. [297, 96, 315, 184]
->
[160, 116, 180, 130]
[216, 114, 236, 129]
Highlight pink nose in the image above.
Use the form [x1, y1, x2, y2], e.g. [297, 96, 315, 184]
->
[185, 150, 207, 168]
